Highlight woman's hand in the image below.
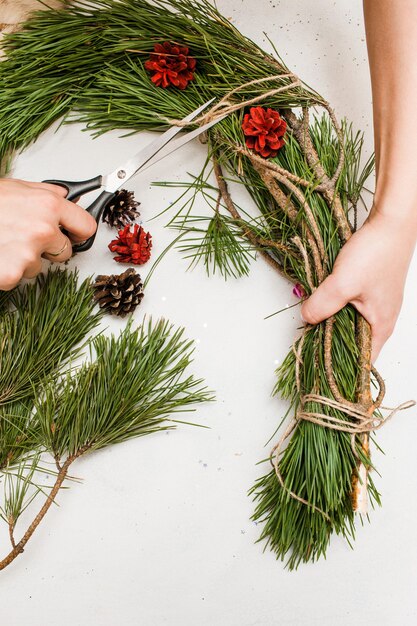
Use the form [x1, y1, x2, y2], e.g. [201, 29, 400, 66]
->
[0, 178, 97, 291]
[300, 207, 417, 364]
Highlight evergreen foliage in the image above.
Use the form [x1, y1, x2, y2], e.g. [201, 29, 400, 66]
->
[0, 0, 385, 569]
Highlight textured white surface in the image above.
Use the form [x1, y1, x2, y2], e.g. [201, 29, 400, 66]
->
[1, 1, 417, 624]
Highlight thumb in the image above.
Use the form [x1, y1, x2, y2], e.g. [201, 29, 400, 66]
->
[300, 275, 350, 325]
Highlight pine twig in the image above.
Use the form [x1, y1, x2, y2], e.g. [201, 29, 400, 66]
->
[284, 106, 352, 242]
[0, 445, 90, 570]
[212, 156, 293, 281]
[8, 517, 16, 549]
[248, 158, 325, 284]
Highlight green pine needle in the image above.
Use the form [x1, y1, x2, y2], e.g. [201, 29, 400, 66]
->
[36, 317, 214, 457]
[0, 271, 213, 555]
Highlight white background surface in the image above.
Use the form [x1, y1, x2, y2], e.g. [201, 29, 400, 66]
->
[1, 1, 417, 624]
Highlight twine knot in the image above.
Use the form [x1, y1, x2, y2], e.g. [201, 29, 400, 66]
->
[270, 323, 416, 520]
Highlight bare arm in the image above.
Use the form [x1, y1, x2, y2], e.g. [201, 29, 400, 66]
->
[301, 0, 417, 363]
[364, 0, 417, 212]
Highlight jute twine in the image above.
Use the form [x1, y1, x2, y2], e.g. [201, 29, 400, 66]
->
[270, 323, 416, 521]
[160, 73, 302, 128]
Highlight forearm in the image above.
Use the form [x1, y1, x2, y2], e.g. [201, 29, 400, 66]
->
[363, 0, 417, 233]
[301, 3, 417, 361]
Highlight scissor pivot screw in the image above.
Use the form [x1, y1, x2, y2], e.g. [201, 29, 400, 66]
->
[117, 170, 127, 179]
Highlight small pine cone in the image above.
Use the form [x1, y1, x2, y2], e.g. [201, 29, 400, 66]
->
[102, 189, 140, 229]
[144, 41, 197, 89]
[108, 224, 152, 265]
[92, 268, 144, 317]
[242, 106, 286, 158]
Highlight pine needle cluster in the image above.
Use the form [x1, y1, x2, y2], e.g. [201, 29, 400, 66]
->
[0, 270, 212, 569]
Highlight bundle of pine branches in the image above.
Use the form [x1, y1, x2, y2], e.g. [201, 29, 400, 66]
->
[0, 0, 412, 569]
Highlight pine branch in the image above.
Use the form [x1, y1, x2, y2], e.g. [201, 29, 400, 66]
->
[0, 269, 101, 408]
[0, 447, 87, 571]
[171, 211, 256, 279]
[36, 318, 213, 458]
[0, 297, 213, 570]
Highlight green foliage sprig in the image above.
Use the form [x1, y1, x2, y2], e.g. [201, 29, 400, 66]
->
[37, 318, 212, 457]
[0, 269, 100, 470]
[0, 271, 212, 570]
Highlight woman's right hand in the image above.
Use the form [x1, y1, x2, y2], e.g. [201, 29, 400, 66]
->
[300, 206, 417, 364]
[0, 178, 97, 291]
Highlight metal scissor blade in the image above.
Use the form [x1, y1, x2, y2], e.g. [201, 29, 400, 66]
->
[103, 98, 215, 192]
[139, 114, 228, 173]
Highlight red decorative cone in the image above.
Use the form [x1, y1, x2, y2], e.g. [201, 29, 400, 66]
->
[242, 106, 287, 158]
[108, 224, 152, 265]
[144, 41, 196, 89]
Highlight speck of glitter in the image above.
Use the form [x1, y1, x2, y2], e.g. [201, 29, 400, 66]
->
[161, 296, 167, 301]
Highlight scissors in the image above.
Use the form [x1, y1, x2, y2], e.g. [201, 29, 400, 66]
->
[43, 98, 224, 252]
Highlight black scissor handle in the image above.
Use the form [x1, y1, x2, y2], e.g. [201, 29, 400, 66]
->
[42, 176, 115, 252]
[43, 175, 103, 202]
[72, 190, 115, 252]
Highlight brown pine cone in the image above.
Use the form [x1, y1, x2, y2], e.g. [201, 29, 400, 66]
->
[102, 189, 140, 229]
[92, 268, 144, 317]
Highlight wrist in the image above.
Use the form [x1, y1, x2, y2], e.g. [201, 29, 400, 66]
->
[370, 180, 417, 230]
[373, 171, 417, 227]
[369, 201, 417, 245]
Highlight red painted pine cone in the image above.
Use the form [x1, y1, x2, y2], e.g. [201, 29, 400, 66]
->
[145, 41, 196, 89]
[242, 106, 287, 158]
[108, 224, 152, 265]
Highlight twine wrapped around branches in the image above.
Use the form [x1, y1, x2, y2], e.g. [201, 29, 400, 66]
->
[190, 73, 416, 519]
[190, 73, 413, 516]
[268, 323, 416, 520]
[161, 73, 303, 127]
[157, 37, 417, 524]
